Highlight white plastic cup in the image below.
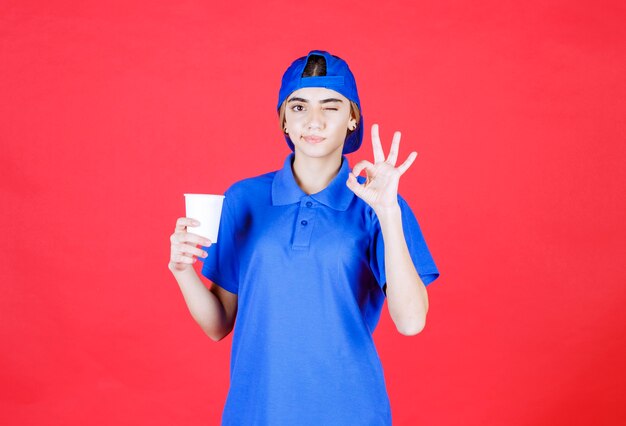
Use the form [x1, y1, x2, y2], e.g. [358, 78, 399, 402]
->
[184, 194, 225, 243]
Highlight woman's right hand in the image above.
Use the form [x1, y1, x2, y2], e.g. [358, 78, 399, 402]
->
[168, 217, 213, 273]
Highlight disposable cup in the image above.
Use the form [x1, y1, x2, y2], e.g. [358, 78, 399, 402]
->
[184, 194, 225, 243]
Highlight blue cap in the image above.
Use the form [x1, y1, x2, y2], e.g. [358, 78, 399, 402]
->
[277, 50, 363, 154]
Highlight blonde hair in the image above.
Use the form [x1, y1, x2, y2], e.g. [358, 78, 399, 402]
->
[278, 100, 361, 136]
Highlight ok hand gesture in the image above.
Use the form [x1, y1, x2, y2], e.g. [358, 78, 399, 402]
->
[346, 123, 417, 214]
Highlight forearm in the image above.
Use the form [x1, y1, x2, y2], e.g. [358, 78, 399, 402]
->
[377, 205, 429, 335]
[170, 266, 229, 341]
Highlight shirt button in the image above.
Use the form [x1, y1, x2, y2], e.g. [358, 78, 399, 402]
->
[306, 201, 313, 208]
[301, 220, 308, 226]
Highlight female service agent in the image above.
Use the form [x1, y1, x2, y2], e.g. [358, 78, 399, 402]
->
[168, 50, 440, 425]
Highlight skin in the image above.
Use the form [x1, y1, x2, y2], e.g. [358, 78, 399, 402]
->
[283, 87, 357, 194]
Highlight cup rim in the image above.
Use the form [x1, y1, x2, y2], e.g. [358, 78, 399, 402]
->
[183, 193, 225, 198]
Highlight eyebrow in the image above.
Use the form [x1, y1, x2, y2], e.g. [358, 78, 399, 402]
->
[287, 97, 344, 104]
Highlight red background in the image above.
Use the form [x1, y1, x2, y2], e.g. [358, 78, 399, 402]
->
[1, 1, 625, 425]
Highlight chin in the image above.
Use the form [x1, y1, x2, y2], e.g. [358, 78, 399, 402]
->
[294, 143, 344, 159]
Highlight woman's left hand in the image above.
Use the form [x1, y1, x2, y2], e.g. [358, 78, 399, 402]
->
[346, 123, 417, 215]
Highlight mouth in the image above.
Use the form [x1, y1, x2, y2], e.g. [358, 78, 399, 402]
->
[303, 135, 325, 144]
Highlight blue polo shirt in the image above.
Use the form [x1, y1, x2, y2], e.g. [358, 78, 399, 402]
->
[200, 153, 439, 426]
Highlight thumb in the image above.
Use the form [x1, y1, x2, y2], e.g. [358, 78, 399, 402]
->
[346, 172, 365, 197]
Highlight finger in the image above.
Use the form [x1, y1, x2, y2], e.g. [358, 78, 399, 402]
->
[371, 123, 384, 163]
[347, 172, 378, 206]
[171, 232, 212, 247]
[171, 253, 195, 264]
[386, 131, 401, 166]
[346, 172, 367, 198]
[352, 160, 376, 180]
[176, 244, 209, 259]
[175, 217, 200, 232]
[184, 232, 213, 247]
[171, 244, 201, 263]
[170, 260, 193, 271]
[397, 151, 418, 175]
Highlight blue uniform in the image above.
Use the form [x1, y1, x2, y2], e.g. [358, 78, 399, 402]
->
[200, 153, 439, 425]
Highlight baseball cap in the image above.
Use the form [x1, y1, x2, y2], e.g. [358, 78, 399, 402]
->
[277, 50, 363, 154]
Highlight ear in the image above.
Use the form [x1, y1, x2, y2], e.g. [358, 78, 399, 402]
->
[348, 118, 357, 131]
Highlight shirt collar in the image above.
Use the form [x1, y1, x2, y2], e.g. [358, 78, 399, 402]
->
[271, 153, 355, 211]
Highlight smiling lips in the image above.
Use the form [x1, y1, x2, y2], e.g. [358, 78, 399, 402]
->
[303, 135, 325, 143]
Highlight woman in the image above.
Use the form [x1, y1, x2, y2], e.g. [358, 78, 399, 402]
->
[169, 50, 440, 425]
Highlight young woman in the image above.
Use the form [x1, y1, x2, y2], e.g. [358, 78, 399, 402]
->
[169, 50, 440, 425]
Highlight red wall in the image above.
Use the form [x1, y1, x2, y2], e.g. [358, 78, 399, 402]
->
[1, 1, 625, 425]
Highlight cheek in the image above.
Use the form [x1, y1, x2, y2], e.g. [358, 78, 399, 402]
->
[329, 118, 350, 132]
[285, 114, 305, 128]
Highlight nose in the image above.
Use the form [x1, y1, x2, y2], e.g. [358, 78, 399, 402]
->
[305, 108, 324, 130]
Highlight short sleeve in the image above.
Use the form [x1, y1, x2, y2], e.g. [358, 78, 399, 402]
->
[199, 189, 239, 294]
[369, 195, 440, 294]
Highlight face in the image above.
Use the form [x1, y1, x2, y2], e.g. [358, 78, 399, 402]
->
[283, 87, 357, 160]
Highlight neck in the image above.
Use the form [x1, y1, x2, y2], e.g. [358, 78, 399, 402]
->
[292, 151, 343, 195]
